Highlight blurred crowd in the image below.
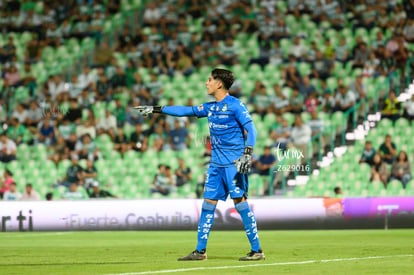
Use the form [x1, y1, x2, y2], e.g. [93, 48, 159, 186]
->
[1, 0, 414, 199]
[359, 135, 411, 188]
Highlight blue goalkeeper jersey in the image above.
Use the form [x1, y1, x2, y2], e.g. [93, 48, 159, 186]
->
[192, 95, 254, 167]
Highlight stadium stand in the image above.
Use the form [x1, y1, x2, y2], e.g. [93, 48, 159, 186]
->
[0, 0, 413, 200]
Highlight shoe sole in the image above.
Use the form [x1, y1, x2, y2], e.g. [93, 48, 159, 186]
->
[177, 254, 207, 261]
[239, 254, 265, 261]
[178, 258, 207, 261]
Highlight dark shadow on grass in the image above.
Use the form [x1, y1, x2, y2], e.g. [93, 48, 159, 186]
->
[0, 262, 142, 267]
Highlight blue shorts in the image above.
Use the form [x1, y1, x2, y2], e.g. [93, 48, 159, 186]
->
[203, 165, 249, 201]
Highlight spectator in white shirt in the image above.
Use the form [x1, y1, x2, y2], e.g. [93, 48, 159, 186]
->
[270, 118, 292, 151]
[290, 115, 312, 161]
[45, 22, 62, 47]
[143, 2, 161, 27]
[0, 132, 17, 163]
[270, 84, 289, 115]
[62, 182, 87, 200]
[403, 94, 414, 122]
[21, 183, 41, 201]
[402, 18, 414, 43]
[76, 119, 96, 139]
[12, 103, 29, 125]
[48, 74, 66, 101]
[97, 109, 117, 139]
[289, 36, 308, 61]
[78, 66, 96, 90]
[307, 111, 326, 148]
[333, 85, 356, 112]
[3, 182, 21, 200]
[334, 84, 357, 129]
[218, 37, 238, 66]
[26, 100, 43, 130]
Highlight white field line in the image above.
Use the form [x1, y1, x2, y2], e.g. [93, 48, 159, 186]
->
[106, 254, 414, 275]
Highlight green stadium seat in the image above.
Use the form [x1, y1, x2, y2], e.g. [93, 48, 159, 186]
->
[16, 144, 30, 160]
[394, 117, 410, 129]
[331, 111, 345, 134]
[57, 159, 71, 177]
[387, 180, 404, 196]
[279, 38, 291, 57]
[5, 160, 20, 175]
[405, 181, 414, 195]
[53, 185, 67, 199]
[378, 118, 393, 129]
[247, 174, 265, 196]
[294, 184, 313, 197]
[367, 180, 385, 195]
[297, 62, 311, 76]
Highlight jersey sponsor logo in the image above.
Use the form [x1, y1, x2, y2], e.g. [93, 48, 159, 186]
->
[217, 115, 229, 119]
[208, 122, 229, 129]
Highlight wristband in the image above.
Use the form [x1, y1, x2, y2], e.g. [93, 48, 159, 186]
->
[153, 106, 163, 113]
[244, 146, 253, 155]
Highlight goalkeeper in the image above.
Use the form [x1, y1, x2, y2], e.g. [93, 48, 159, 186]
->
[135, 68, 264, 261]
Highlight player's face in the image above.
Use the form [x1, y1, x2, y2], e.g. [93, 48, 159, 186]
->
[206, 75, 221, 95]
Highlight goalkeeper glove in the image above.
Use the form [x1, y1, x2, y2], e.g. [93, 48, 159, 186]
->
[235, 146, 253, 174]
[133, 106, 162, 117]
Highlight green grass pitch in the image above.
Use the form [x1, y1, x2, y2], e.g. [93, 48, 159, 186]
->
[0, 230, 413, 275]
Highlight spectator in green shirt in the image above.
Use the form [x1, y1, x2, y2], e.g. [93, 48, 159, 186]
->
[112, 98, 126, 127]
[6, 118, 26, 145]
[379, 134, 397, 165]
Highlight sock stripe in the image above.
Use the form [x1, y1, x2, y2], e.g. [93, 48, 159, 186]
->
[235, 201, 249, 211]
[202, 201, 217, 211]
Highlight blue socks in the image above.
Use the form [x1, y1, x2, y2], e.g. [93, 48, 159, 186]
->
[196, 201, 216, 253]
[235, 201, 261, 252]
[195, 200, 261, 253]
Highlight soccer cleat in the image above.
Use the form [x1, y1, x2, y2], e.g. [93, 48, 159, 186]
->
[177, 250, 207, 261]
[239, 250, 265, 261]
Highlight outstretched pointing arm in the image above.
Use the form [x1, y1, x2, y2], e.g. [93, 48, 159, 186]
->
[162, 106, 197, 117]
[134, 105, 199, 117]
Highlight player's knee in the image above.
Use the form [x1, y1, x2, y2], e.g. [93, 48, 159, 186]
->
[232, 196, 246, 205]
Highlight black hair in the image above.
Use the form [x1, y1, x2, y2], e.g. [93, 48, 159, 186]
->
[211, 68, 234, 90]
[5, 169, 13, 176]
[46, 192, 53, 200]
[334, 186, 341, 194]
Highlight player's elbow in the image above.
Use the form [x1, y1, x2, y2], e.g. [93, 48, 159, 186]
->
[249, 123, 258, 138]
